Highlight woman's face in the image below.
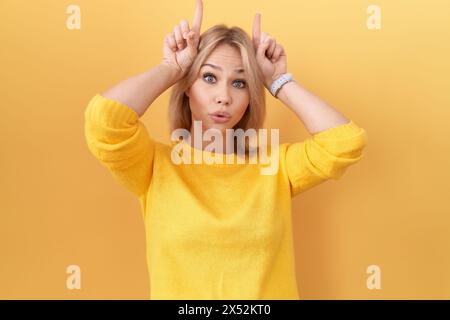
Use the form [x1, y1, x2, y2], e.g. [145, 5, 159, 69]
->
[185, 44, 250, 136]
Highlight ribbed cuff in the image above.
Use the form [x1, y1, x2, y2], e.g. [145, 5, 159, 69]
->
[309, 119, 368, 166]
[85, 94, 139, 128]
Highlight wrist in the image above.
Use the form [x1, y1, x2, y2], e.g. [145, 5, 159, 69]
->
[159, 62, 184, 83]
[268, 72, 294, 98]
[275, 80, 296, 103]
[265, 74, 282, 90]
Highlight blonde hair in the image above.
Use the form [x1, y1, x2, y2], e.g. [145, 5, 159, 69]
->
[168, 24, 266, 156]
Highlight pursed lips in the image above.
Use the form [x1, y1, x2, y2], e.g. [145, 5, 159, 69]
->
[209, 112, 231, 118]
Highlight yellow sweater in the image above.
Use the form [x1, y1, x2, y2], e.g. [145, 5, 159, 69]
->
[84, 93, 368, 300]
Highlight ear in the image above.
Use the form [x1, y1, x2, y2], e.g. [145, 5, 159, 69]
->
[185, 87, 190, 97]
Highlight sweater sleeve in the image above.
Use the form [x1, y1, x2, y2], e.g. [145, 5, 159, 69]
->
[84, 94, 156, 198]
[284, 120, 368, 197]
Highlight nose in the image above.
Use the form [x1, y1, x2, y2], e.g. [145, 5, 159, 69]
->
[215, 85, 231, 105]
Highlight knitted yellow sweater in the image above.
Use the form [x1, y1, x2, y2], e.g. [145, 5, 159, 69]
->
[84, 93, 368, 299]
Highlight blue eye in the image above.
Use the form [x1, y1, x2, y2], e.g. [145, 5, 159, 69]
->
[203, 73, 215, 83]
[202, 73, 247, 89]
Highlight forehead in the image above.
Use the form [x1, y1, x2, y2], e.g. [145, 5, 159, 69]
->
[202, 44, 244, 72]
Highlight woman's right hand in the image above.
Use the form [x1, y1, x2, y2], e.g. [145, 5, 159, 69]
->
[162, 0, 203, 79]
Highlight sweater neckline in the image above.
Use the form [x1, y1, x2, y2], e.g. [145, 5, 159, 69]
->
[170, 139, 258, 167]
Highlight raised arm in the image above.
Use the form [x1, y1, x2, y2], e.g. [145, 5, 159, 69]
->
[84, 0, 203, 201]
[101, 0, 203, 117]
[252, 13, 349, 134]
[101, 64, 182, 117]
[251, 13, 367, 196]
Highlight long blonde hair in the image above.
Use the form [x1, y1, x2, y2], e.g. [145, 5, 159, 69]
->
[168, 24, 266, 156]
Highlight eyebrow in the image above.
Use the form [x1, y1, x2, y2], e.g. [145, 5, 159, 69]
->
[201, 63, 245, 73]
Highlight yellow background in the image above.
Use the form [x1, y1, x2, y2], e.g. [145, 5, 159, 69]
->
[1, 0, 449, 299]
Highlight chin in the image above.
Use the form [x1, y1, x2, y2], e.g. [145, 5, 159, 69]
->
[205, 118, 230, 127]
[210, 122, 234, 131]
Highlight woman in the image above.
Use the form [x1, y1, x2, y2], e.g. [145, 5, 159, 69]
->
[84, 0, 368, 299]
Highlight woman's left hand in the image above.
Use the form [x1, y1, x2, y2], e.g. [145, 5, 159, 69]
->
[252, 13, 288, 90]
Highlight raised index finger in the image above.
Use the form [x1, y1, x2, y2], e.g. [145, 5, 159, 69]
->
[252, 13, 261, 48]
[191, 0, 203, 35]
